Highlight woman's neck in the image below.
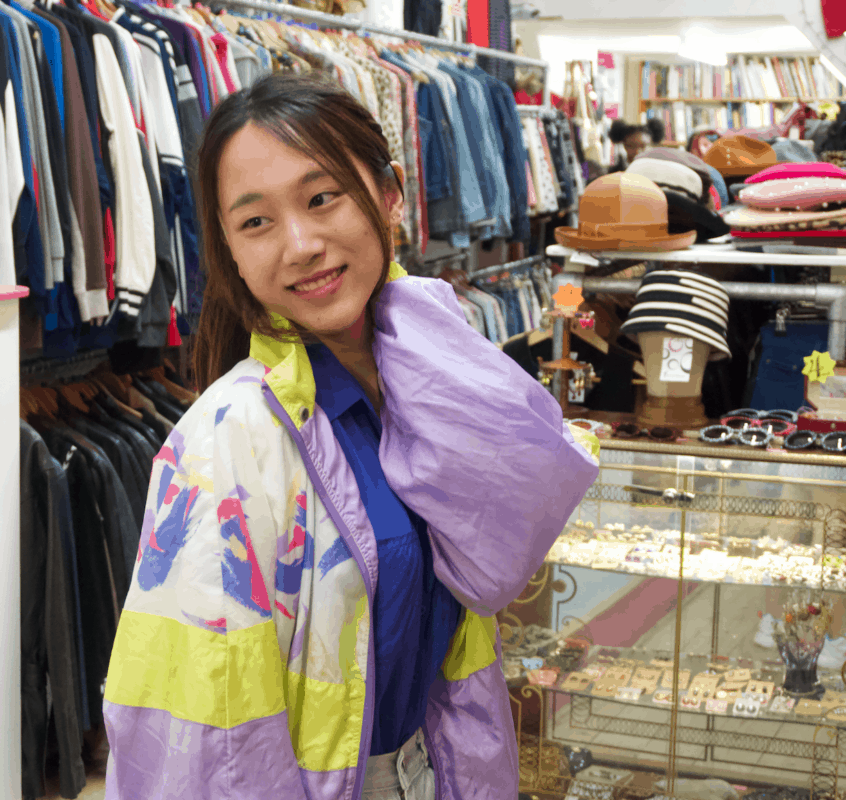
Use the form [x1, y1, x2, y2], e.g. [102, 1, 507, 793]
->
[316, 311, 383, 414]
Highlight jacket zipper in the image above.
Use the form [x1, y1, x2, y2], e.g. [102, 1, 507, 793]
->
[262, 384, 376, 800]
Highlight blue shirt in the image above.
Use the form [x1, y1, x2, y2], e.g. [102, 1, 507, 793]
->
[307, 343, 462, 756]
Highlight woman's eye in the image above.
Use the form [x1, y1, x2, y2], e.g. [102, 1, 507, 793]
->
[309, 192, 338, 209]
[240, 217, 267, 230]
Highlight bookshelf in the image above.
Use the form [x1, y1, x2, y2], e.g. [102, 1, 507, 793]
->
[628, 53, 844, 144]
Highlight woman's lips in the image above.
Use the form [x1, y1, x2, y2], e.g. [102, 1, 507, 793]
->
[288, 265, 347, 299]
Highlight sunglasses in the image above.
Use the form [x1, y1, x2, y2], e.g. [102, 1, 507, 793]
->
[612, 422, 681, 442]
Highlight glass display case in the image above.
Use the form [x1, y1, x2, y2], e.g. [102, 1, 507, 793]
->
[502, 440, 846, 799]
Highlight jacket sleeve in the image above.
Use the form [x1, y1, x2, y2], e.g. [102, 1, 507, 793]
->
[103, 391, 309, 799]
[374, 277, 599, 617]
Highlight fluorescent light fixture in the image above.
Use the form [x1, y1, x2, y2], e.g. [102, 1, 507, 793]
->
[678, 26, 727, 67]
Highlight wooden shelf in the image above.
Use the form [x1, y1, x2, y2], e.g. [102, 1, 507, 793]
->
[640, 96, 840, 104]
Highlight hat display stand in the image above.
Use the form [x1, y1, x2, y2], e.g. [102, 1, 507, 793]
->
[636, 331, 710, 429]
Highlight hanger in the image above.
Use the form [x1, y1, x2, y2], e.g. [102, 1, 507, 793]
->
[27, 386, 61, 420]
[143, 366, 197, 405]
[90, 366, 133, 406]
[437, 267, 473, 292]
[56, 383, 91, 415]
[89, 376, 144, 419]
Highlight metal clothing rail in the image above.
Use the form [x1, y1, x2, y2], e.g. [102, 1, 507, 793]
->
[20, 348, 110, 386]
[470, 255, 545, 282]
[516, 104, 559, 119]
[214, 0, 549, 68]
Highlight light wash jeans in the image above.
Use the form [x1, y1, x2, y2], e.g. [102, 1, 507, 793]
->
[362, 728, 435, 800]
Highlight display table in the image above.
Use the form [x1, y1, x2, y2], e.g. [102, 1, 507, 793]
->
[502, 440, 846, 797]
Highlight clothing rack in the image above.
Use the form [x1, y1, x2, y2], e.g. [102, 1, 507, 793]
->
[215, 0, 549, 70]
[20, 349, 110, 387]
[516, 105, 559, 120]
[470, 255, 545, 282]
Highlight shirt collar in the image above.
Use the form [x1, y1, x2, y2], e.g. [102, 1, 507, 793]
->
[306, 342, 372, 423]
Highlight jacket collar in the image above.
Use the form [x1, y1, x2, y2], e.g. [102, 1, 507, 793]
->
[249, 261, 408, 430]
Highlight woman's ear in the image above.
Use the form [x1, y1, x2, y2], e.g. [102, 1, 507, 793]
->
[386, 160, 405, 227]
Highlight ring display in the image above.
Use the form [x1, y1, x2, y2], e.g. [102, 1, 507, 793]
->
[725, 408, 761, 419]
[739, 428, 773, 447]
[700, 425, 736, 445]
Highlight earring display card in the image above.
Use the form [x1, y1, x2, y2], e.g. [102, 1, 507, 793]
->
[659, 337, 694, 383]
[715, 688, 742, 702]
[679, 692, 701, 711]
[661, 669, 690, 690]
[631, 667, 662, 693]
[559, 671, 594, 692]
[794, 699, 825, 716]
[616, 686, 644, 702]
[732, 699, 761, 717]
[592, 678, 623, 698]
[724, 668, 752, 683]
[652, 690, 673, 705]
[526, 667, 560, 687]
[604, 667, 633, 683]
[706, 698, 729, 714]
[583, 665, 607, 681]
[769, 696, 796, 713]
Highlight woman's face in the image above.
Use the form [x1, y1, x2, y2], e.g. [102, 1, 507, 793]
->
[217, 122, 403, 337]
[623, 131, 650, 163]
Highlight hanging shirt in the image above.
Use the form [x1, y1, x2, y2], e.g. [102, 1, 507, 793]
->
[306, 342, 462, 756]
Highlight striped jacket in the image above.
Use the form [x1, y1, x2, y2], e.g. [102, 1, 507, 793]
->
[103, 263, 599, 799]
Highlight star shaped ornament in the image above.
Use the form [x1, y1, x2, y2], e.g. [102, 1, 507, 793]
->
[552, 284, 584, 313]
[802, 350, 838, 383]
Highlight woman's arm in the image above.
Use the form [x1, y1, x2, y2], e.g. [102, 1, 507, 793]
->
[374, 277, 599, 617]
[103, 384, 309, 799]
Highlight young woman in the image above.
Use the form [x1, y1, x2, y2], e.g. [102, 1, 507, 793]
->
[102, 73, 599, 800]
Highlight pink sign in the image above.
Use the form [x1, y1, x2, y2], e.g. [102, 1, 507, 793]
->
[598, 51, 615, 69]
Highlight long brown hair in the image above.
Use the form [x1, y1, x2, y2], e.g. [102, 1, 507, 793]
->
[192, 73, 399, 392]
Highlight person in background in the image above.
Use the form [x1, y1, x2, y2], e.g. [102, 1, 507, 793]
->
[609, 119, 662, 171]
[646, 118, 665, 145]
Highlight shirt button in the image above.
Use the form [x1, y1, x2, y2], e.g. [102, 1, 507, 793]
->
[300, 406, 310, 423]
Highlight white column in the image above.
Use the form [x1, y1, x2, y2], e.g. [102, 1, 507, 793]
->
[0, 287, 27, 800]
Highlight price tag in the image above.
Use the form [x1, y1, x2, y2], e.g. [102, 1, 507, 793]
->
[802, 350, 837, 383]
[660, 337, 693, 383]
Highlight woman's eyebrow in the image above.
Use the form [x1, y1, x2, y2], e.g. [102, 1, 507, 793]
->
[227, 171, 330, 213]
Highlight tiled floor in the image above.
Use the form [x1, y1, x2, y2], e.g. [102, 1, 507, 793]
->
[549, 581, 846, 790]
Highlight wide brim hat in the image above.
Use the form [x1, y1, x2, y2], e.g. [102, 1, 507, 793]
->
[626, 158, 703, 201]
[724, 205, 846, 232]
[555, 173, 697, 252]
[663, 190, 730, 243]
[745, 162, 846, 184]
[738, 177, 846, 211]
[633, 147, 714, 199]
[619, 270, 732, 360]
[703, 135, 778, 178]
